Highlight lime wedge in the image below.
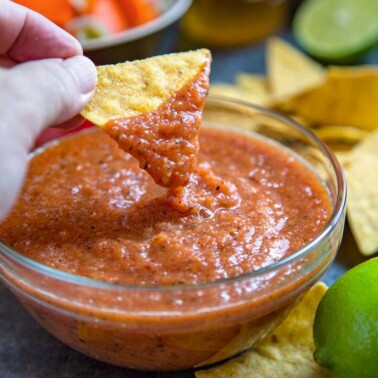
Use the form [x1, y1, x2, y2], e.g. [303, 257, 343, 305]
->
[293, 0, 378, 63]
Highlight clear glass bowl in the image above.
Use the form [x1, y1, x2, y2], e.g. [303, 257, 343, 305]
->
[0, 97, 346, 371]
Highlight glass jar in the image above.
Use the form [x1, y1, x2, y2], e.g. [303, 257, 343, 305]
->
[181, 0, 288, 48]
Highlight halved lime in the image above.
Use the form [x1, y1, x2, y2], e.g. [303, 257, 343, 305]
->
[293, 0, 378, 63]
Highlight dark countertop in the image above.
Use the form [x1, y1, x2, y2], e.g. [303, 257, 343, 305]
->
[0, 29, 374, 378]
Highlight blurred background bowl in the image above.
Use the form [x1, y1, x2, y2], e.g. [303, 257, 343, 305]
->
[82, 0, 192, 64]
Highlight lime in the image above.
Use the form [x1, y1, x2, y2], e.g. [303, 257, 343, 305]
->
[293, 0, 378, 63]
[313, 258, 378, 377]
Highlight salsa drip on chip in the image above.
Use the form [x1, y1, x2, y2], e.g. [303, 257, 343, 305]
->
[81, 49, 211, 188]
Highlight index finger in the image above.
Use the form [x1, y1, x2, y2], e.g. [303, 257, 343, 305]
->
[0, 0, 82, 62]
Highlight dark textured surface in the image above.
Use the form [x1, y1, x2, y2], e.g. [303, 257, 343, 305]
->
[1, 27, 375, 377]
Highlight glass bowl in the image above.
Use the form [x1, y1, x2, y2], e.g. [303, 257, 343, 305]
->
[83, 0, 192, 64]
[0, 97, 346, 371]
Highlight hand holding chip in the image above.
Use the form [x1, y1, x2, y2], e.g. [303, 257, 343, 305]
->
[0, 0, 97, 220]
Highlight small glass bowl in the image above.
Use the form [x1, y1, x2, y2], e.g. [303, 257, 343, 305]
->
[0, 97, 346, 371]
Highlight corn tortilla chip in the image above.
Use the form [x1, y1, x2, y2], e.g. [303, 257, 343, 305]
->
[210, 83, 246, 102]
[345, 130, 378, 255]
[235, 73, 272, 106]
[314, 125, 369, 144]
[81, 49, 211, 126]
[267, 37, 325, 101]
[80, 50, 211, 188]
[282, 66, 378, 131]
[210, 82, 269, 106]
[334, 151, 351, 168]
[287, 113, 314, 129]
[196, 282, 328, 378]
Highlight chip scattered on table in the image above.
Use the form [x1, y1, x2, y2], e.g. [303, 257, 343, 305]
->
[314, 125, 369, 145]
[81, 49, 211, 126]
[344, 130, 378, 256]
[81, 50, 211, 188]
[281, 66, 378, 131]
[210, 76, 270, 107]
[267, 37, 325, 101]
[210, 84, 250, 103]
[235, 73, 272, 106]
[196, 282, 328, 378]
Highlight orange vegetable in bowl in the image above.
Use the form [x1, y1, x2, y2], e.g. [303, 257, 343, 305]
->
[14, 0, 185, 64]
[15, 0, 74, 27]
[14, 0, 158, 37]
[119, 0, 158, 27]
[87, 0, 129, 34]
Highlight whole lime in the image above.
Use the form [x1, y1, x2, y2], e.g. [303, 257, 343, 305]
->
[293, 0, 378, 63]
[313, 258, 378, 377]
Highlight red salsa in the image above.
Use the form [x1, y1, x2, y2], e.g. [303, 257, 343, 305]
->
[104, 68, 209, 188]
[0, 127, 331, 286]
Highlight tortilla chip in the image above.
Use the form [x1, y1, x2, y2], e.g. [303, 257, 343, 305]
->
[196, 282, 328, 378]
[267, 37, 325, 101]
[210, 81, 269, 106]
[81, 49, 211, 126]
[210, 84, 246, 101]
[334, 151, 351, 168]
[282, 66, 378, 131]
[235, 73, 272, 106]
[345, 131, 378, 255]
[287, 113, 314, 129]
[314, 125, 369, 144]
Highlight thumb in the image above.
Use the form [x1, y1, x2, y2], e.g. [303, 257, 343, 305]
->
[0, 56, 97, 220]
[1, 56, 97, 147]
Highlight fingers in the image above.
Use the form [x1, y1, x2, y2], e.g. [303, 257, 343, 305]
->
[0, 55, 97, 220]
[0, 0, 82, 62]
[54, 114, 85, 130]
[0, 55, 97, 145]
[0, 143, 28, 220]
[0, 0, 93, 220]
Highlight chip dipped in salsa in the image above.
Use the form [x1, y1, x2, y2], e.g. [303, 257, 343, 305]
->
[104, 64, 210, 188]
[81, 50, 211, 188]
[0, 52, 340, 371]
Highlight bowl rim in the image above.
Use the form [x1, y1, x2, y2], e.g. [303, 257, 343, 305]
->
[0, 97, 347, 292]
[81, 0, 192, 51]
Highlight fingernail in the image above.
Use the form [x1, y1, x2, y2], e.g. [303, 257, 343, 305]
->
[62, 56, 97, 95]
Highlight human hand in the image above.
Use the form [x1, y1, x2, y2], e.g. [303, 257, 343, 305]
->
[0, 0, 97, 220]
